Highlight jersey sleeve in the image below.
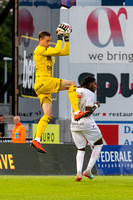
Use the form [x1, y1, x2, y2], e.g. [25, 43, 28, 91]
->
[35, 40, 63, 56]
[85, 91, 94, 107]
[77, 89, 83, 97]
[56, 42, 70, 56]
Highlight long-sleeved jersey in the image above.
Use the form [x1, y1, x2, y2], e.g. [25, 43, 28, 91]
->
[34, 40, 70, 80]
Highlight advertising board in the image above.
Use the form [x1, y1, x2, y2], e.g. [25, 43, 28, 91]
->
[33, 124, 60, 144]
[18, 3, 60, 121]
[96, 145, 133, 175]
[59, 6, 133, 123]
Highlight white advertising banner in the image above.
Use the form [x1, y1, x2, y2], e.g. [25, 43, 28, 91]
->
[69, 6, 133, 64]
[66, 64, 133, 122]
[59, 6, 133, 145]
[119, 124, 133, 145]
[59, 6, 133, 122]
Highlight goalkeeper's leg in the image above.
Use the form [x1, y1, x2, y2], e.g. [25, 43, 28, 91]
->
[30, 102, 52, 154]
[60, 80, 90, 121]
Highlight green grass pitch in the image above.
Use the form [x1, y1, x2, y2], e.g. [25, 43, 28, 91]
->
[0, 175, 133, 200]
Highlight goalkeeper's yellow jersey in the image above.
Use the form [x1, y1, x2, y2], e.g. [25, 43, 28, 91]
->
[34, 40, 70, 80]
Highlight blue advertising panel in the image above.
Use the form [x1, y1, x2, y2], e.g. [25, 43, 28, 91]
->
[125, 0, 133, 5]
[102, 0, 124, 6]
[96, 145, 133, 175]
[19, 0, 61, 8]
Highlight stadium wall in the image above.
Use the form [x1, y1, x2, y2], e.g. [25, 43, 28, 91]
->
[0, 144, 97, 175]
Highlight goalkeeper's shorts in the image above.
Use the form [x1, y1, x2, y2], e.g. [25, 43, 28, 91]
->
[34, 77, 63, 105]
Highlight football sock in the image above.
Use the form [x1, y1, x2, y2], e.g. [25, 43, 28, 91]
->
[74, 110, 80, 115]
[34, 138, 41, 143]
[86, 144, 103, 171]
[76, 150, 85, 175]
[36, 115, 51, 139]
[68, 85, 79, 113]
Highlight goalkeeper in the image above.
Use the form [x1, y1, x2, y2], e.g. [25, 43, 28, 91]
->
[30, 23, 90, 153]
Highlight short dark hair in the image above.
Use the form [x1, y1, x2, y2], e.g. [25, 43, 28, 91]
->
[80, 75, 95, 88]
[38, 31, 51, 40]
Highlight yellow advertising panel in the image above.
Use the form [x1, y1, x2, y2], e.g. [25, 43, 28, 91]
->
[33, 124, 60, 144]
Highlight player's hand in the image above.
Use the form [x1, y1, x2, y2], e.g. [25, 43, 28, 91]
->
[94, 101, 100, 108]
[63, 23, 72, 42]
[56, 23, 66, 35]
[56, 22, 72, 36]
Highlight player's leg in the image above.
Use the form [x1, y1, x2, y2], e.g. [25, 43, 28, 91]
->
[83, 142, 103, 179]
[60, 79, 79, 112]
[71, 130, 86, 181]
[83, 127, 103, 179]
[31, 78, 62, 153]
[60, 79, 90, 121]
[86, 140, 103, 172]
[31, 95, 52, 154]
[35, 103, 52, 141]
[76, 148, 85, 181]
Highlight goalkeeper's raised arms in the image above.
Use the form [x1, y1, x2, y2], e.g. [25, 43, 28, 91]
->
[56, 22, 72, 36]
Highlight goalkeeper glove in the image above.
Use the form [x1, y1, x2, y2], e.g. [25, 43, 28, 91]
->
[64, 35, 70, 42]
[63, 23, 72, 42]
[57, 34, 63, 40]
[56, 22, 72, 41]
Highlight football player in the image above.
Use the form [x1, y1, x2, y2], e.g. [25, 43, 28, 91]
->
[70, 75, 103, 181]
[30, 23, 90, 153]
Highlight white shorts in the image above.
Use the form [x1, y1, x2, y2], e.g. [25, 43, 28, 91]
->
[71, 125, 102, 149]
